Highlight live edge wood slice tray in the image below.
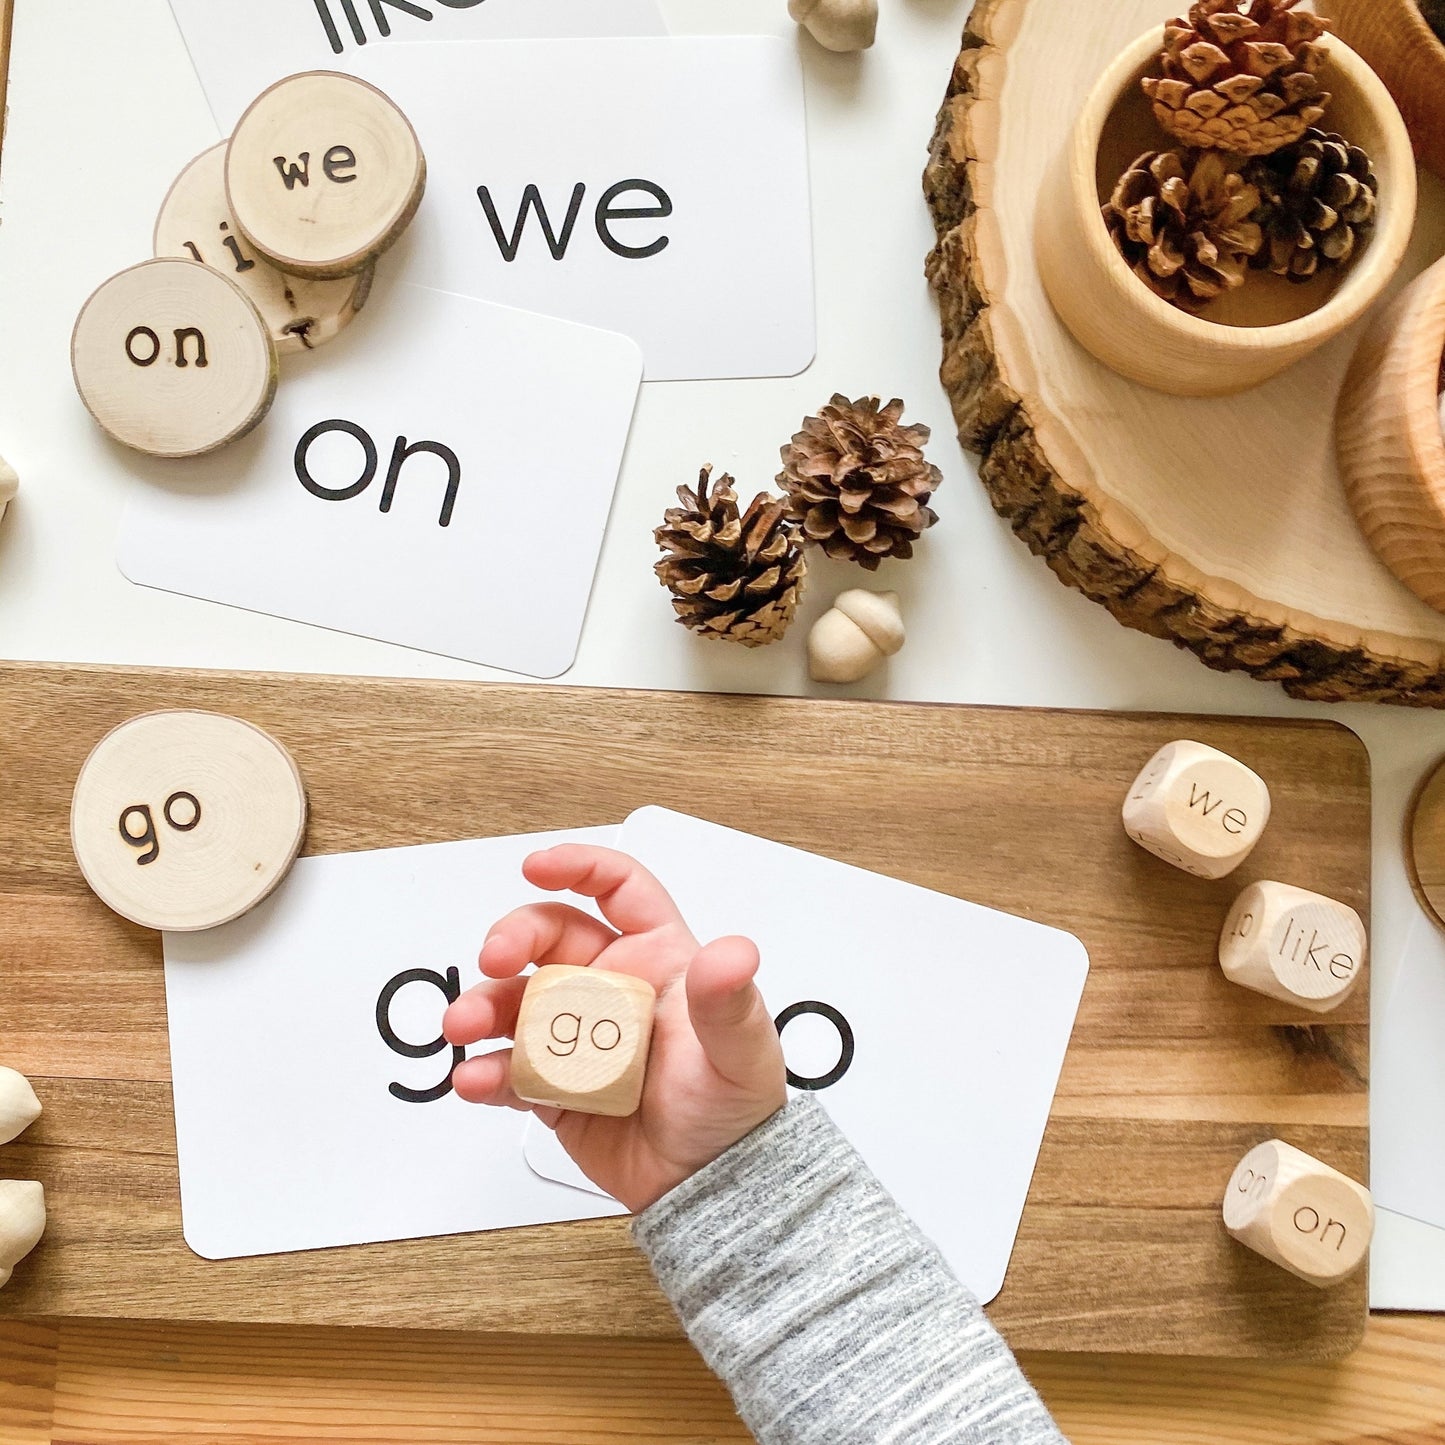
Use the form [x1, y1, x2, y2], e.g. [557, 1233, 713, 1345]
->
[0, 663, 1369, 1359]
[925, 0, 1445, 707]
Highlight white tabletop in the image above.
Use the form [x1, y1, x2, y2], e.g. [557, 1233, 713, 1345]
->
[0, 0, 1440, 1307]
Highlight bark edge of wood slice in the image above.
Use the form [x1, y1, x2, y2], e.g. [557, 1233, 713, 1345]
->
[924, 0, 1445, 707]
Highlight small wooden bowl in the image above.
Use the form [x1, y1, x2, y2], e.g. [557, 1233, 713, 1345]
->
[1319, 0, 1445, 180]
[1035, 27, 1418, 397]
[1337, 254, 1445, 611]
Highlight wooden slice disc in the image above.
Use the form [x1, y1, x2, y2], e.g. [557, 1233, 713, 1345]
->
[225, 72, 426, 279]
[70, 710, 307, 933]
[71, 259, 278, 458]
[1407, 754, 1445, 930]
[156, 142, 373, 355]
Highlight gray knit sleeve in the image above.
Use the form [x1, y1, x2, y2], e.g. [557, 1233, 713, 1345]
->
[631, 1095, 1067, 1445]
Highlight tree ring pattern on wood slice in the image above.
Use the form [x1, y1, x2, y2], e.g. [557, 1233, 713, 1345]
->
[70, 259, 278, 458]
[70, 710, 307, 933]
[156, 142, 373, 355]
[226, 71, 426, 279]
[1406, 752, 1445, 931]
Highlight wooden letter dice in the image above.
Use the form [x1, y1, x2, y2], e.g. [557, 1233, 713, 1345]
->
[511, 966, 656, 1118]
[1219, 881, 1367, 1012]
[1122, 740, 1270, 879]
[1223, 1139, 1373, 1288]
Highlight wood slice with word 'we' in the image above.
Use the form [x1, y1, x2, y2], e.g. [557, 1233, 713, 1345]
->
[156, 142, 372, 355]
[226, 71, 425, 279]
[70, 710, 307, 933]
[70, 259, 278, 458]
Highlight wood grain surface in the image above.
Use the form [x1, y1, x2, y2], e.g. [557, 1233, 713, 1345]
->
[0, 661, 1369, 1359]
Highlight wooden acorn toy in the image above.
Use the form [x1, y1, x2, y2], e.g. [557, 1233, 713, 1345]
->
[0, 454, 15, 527]
[0, 1181, 45, 1291]
[788, 0, 877, 51]
[0, 1067, 41, 1146]
[808, 589, 905, 683]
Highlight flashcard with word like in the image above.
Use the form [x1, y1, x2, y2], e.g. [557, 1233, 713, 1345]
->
[526, 807, 1090, 1305]
[346, 38, 815, 381]
[118, 281, 642, 678]
[168, 0, 667, 132]
[162, 827, 627, 1261]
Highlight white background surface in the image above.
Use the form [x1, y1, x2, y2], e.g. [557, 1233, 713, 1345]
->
[2, 0, 1443, 1307]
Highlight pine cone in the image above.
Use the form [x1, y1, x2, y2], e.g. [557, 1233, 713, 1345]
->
[1245, 128, 1378, 282]
[1421, 0, 1445, 44]
[1142, 0, 1332, 157]
[654, 466, 807, 646]
[777, 396, 940, 570]
[1104, 149, 1263, 310]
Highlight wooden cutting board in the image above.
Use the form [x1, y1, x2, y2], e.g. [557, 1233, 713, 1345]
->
[0, 662, 1370, 1358]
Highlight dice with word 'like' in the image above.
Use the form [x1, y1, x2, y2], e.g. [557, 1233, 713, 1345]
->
[1122, 739, 1271, 880]
[511, 965, 657, 1118]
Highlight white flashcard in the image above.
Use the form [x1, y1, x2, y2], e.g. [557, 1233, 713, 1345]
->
[1372, 913, 1445, 1233]
[344, 38, 815, 381]
[525, 807, 1090, 1304]
[163, 827, 627, 1260]
[119, 282, 642, 678]
[169, 0, 667, 133]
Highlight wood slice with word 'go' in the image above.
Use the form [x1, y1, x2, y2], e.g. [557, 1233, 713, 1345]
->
[156, 142, 373, 355]
[225, 72, 426, 279]
[70, 711, 307, 933]
[71, 259, 278, 458]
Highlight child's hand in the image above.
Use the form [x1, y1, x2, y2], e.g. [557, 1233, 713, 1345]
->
[442, 845, 788, 1213]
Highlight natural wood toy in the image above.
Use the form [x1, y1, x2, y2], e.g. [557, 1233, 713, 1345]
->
[1122, 740, 1271, 879]
[511, 966, 657, 1118]
[156, 141, 372, 355]
[1407, 752, 1445, 931]
[808, 589, 905, 683]
[0, 1180, 45, 1291]
[787, 0, 877, 53]
[70, 710, 307, 933]
[71, 258, 278, 458]
[0, 1067, 40, 1146]
[226, 72, 426, 280]
[1219, 881, 1367, 1013]
[0, 453, 15, 527]
[1223, 1139, 1373, 1288]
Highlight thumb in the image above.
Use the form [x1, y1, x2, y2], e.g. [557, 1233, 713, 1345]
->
[685, 936, 786, 1093]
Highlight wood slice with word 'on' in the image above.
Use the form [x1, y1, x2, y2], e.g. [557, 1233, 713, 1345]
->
[226, 71, 425, 279]
[71, 259, 278, 458]
[70, 710, 306, 933]
[156, 142, 372, 355]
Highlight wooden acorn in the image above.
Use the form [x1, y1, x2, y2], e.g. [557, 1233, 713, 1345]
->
[0, 1067, 41, 1146]
[788, 0, 877, 52]
[808, 589, 905, 683]
[0, 1180, 45, 1290]
[0, 454, 15, 527]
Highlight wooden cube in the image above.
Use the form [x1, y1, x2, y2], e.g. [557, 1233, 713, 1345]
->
[1219, 881, 1367, 1013]
[1223, 1139, 1373, 1288]
[511, 966, 656, 1118]
[1122, 740, 1270, 879]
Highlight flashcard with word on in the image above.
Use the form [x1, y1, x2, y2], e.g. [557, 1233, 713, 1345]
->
[118, 282, 642, 677]
[345, 38, 815, 381]
[162, 827, 627, 1261]
[169, 0, 667, 132]
[526, 808, 1090, 1304]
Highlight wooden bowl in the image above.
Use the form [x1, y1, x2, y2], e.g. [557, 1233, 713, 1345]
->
[1337, 254, 1445, 610]
[1035, 27, 1418, 397]
[1319, 0, 1445, 180]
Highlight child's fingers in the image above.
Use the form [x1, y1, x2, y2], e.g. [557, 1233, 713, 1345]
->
[685, 936, 787, 1094]
[443, 976, 529, 1045]
[450, 1050, 563, 1129]
[480, 902, 618, 977]
[523, 846, 689, 937]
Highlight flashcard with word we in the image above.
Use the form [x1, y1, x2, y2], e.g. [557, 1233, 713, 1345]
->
[118, 282, 642, 677]
[526, 808, 1090, 1304]
[346, 38, 815, 381]
[163, 828, 627, 1261]
[169, 0, 667, 132]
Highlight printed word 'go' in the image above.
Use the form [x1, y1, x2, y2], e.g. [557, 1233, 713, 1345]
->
[118, 792, 202, 866]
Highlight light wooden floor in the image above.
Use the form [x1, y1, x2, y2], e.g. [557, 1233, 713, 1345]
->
[3, 1316, 1445, 1443]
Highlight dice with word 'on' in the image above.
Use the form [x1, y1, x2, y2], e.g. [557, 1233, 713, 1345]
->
[1223, 1139, 1373, 1288]
[1122, 739, 1271, 880]
[1219, 881, 1366, 1013]
[511, 965, 657, 1118]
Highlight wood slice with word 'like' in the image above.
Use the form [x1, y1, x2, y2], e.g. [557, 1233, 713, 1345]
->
[924, 0, 1445, 706]
[156, 142, 372, 355]
[226, 72, 425, 279]
[70, 710, 306, 933]
[71, 259, 278, 458]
